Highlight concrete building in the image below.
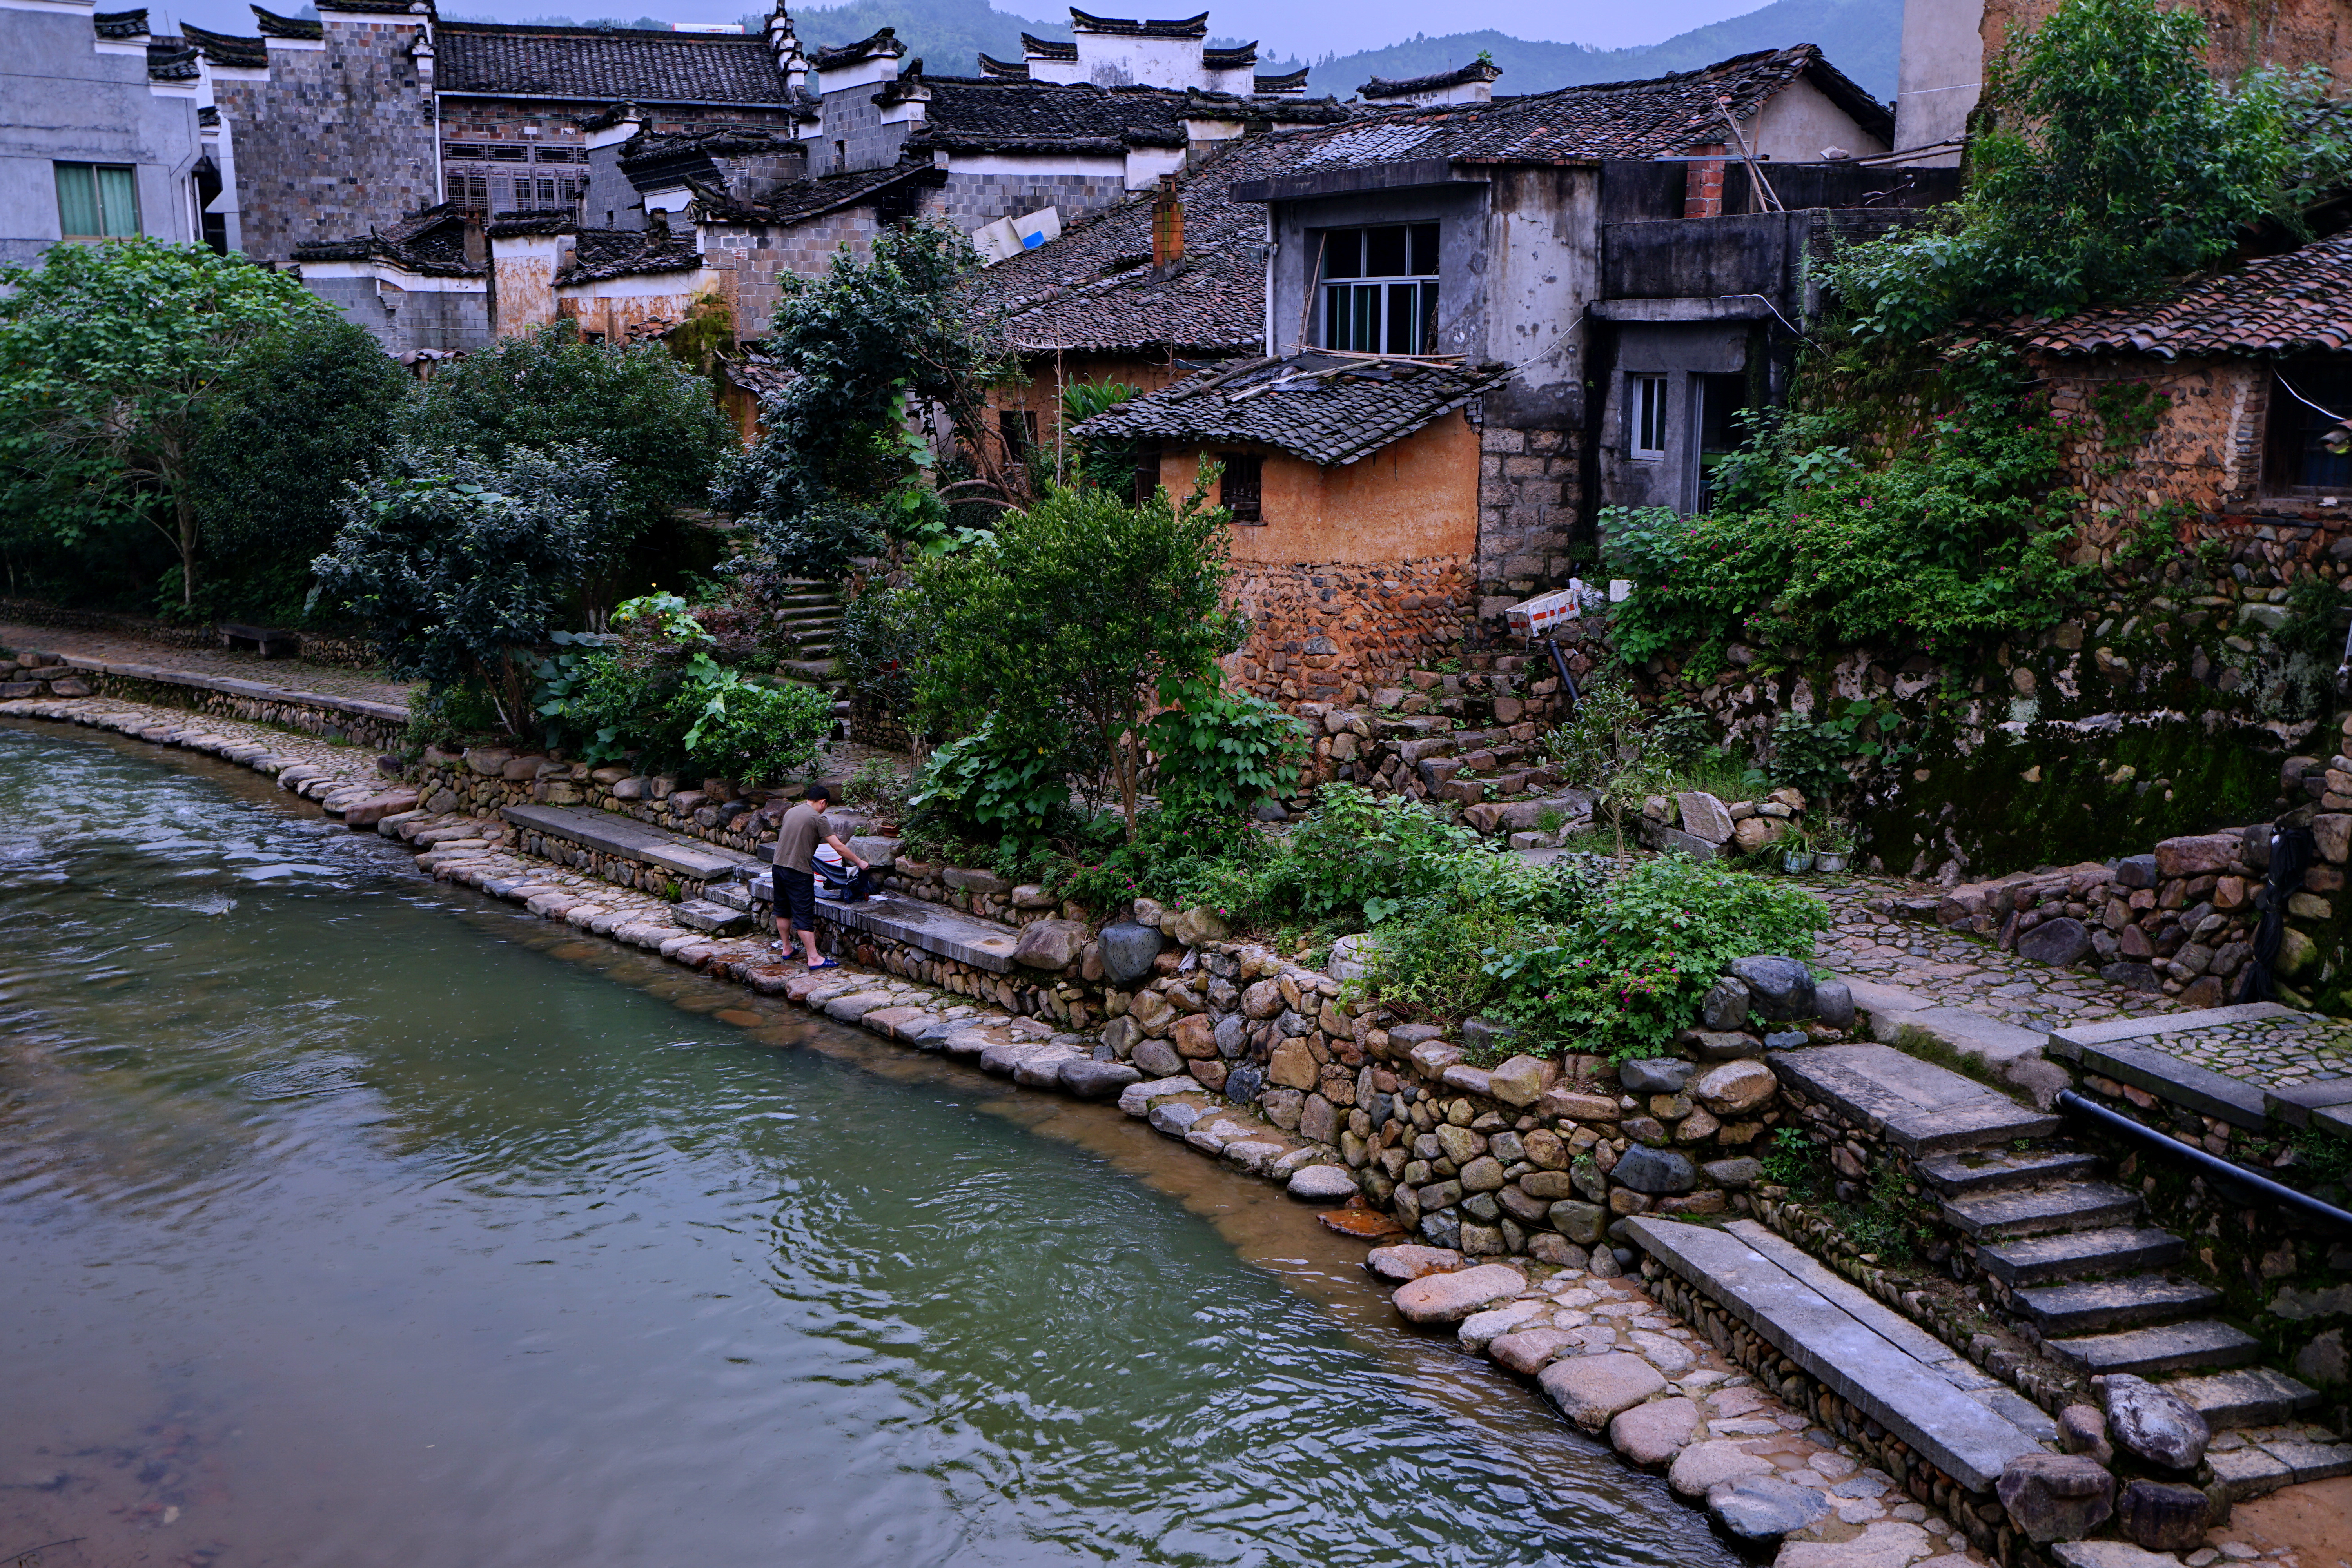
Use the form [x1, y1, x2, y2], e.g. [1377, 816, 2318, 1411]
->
[1, 0, 211, 263]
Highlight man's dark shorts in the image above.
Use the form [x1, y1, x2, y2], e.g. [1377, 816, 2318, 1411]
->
[774, 866, 817, 932]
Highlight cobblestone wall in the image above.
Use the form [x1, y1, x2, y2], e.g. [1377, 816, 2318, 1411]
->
[1473, 421, 1579, 636]
[1228, 557, 1474, 706]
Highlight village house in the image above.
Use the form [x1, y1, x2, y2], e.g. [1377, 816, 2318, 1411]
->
[1, 0, 213, 262]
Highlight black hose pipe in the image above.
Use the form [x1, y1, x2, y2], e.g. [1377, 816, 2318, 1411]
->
[2055, 1089, 2352, 1233]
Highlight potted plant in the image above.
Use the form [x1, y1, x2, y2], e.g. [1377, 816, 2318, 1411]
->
[1779, 823, 1816, 875]
[1813, 817, 1855, 874]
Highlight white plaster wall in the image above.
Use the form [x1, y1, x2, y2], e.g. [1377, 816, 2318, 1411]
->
[1075, 32, 1204, 87]
[1746, 76, 1890, 162]
[1894, 0, 1984, 160]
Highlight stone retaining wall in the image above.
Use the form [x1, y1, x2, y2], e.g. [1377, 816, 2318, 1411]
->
[93, 671, 405, 750]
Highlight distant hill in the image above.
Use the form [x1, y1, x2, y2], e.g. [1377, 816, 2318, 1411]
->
[1306, 0, 1897, 102]
[782, 0, 1891, 100]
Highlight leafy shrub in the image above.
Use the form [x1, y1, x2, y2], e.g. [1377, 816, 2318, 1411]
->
[834, 586, 933, 717]
[313, 443, 622, 728]
[1603, 354, 2086, 666]
[1147, 678, 1308, 817]
[1261, 783, 1477, 927]
[904, 718, 1076, 844]
[1544, 668, 1667, 858]
[1480, 855, 1829, 1059]
[663, 665, 833, 782]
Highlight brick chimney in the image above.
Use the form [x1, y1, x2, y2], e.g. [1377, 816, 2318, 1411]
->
[1151, 174, 1183, 269]
[1684, 145, 1727, 219]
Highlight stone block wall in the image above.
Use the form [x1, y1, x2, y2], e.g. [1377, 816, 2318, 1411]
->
[931, 168, 1131, 232]
[1473, 421, 1580, 636]
[1227, 557, 1474, 706]
[216, 17, 439, 264]
[705, 208, 881, 337]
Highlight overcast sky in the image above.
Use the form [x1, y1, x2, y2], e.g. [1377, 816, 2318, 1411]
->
[151, 0, 1777, 60]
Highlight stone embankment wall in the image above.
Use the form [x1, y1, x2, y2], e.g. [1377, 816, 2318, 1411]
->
[0, 646, 403, 749]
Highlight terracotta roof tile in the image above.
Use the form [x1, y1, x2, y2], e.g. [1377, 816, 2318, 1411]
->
[2016, 233, 2352, 359]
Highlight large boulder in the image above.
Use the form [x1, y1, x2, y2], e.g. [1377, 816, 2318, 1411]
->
[1161, 905, 1228, 946]
[1611, 1145, 1696, 1195]
[2116, 1481, 2209, 1552]
[1619, 1057, 1693, 1094]
[2018, 917, 2094, 967]
[1012, 918, 1089, 970]
[1096, 921, 1163, 985]
[1701, 975, 1753, 1029]
[1997, 1453, 2116, 1544]
[1392, 1263, 1526, 1324]
[1537, 1352, 1667, 1432]
[1059, 1058, 1142, 1100]
[1676, 791, 1736, 844]
[1692, 1059, 1777, 1115]
[2101, 1374, 2210, 1472]
[1730, 956, 1815, 1020]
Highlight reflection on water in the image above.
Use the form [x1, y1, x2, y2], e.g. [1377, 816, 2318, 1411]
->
[0, 720, 1739, 1568]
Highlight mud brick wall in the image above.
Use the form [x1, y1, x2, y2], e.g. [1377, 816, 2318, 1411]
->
[1227, 557, 1474, 706]
[216, 17, 439, 265]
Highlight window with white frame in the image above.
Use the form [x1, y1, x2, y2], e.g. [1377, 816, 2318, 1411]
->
[1319, 223, 1439, 355]
[1628, 374, 1667, 459]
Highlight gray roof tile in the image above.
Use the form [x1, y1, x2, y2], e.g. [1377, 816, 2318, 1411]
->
[1075, 350, 1511, 465]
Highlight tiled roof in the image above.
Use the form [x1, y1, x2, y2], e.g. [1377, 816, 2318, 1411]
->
[908, 77, 1190, 152]
[810, 26, 902, 68]
[559, 227, 705, 283]
[695, 157, 943, 223]
[2015, 233, 2352, 359]
[147, 40, 200, 79]
[1074, 350, 1510, 464]
[93, 7, 148, 39]
[292, 203, 480, 276]
[972, 132, 1284, 354]
[488, 211, 579, 235]
[976, 53, 1029, 78]
[1358, 60, 1500, 99]
[1021, 33, 1077, 61]
[250, 4, 322, 39]
[1069, 9, 1208, 38]
[1202, 43, 1255, 68]
[1266, 45, 1888, 171]
[621, 125, 801, 171]
[179, 20, 265, 68]
[436, 22, 791, 105]
[315, 0, 422, 13]
[1252, 66, 1308, 93]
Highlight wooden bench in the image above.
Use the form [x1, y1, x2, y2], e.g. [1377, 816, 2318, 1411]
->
[218, 622, 299, 659]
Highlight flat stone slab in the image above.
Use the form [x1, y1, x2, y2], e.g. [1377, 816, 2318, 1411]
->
[1628, 1217, 2043, 1491]
[2049, 1003, 2299, 1051]
[1942, 1180, 2143, 1240]
[1915, 1147, 2100, 1196]
[2261, 1074, 2352, 1129]
[2166, 1367, 2320, 1429]
[819, 892, 1020, 974]
[2045, 1034, 2274, 1129]
[2012, 1276, 2221, 1337]
[1977, 1227, 2186, 1287]
[1767, 1043, 2058, 1155]
[2047, 1319, 2260, 1377]
[503, 803, 758, 881]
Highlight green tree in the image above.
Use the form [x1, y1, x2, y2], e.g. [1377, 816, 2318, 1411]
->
[0, 238, 332, 606]
[399, 323, 733, 612]
[312, 443, 622, 729]
[914, 475, 1240, 839]
[714, 221, 1002, 574]
[1831, 0, 2352, 341]
[188, 314, 414, 623]
[1545, 668, 1667, 860]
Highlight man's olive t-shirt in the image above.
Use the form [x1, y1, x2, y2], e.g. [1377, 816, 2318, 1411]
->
[775, 800, 828, 873]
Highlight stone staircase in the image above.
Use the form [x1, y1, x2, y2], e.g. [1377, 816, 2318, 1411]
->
[768, 581, 851, 732]
[1772, 1040, 2342, 1498]
[1320, 710, 1592, 844]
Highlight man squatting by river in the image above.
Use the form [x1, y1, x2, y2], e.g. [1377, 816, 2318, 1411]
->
[773, 784, 872, 969]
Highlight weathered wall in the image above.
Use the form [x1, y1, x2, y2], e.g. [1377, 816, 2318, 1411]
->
[1896, 0, 1984, 156]
[215, 13, 438, 264]
[1981, 0, 2352, 82]
[556, 282, 706, 343]
[2035, 355, 2270, 546]
[1153, 414, 1479, 566]
[702, 207, 880, 336]
[1225, 559, 1476, 704]
[1749, 74, 1893, 160]
[305, 270, 492, 353]
[933, 162, 1131, 233]
[992, 350, 1200, 450]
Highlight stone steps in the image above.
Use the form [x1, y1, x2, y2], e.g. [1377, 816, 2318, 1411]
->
[2046, 1318, 2263, 1377]
[2168, 1366, 2324, 1428]
[1976, 1225, 2188, 1287]
[2011, 1276, 2222, 1336]
[1941, 1180, 2145, 1240]
[1767, 1042, 2061, 1155]
[1915, 1147, 2101, 1196]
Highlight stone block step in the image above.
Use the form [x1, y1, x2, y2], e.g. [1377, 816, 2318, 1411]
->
[1978, 1226, 2187, 1287]
[748, 884, 1021, 974]
[1628, 1216, 2044, 1492]
[2011, 1276, 2221, 1336]
[2045, 1014, 2288, 1130]
[2167, 1367, 2323, 1428]
[1915, 1147, 2101, 1197]
[2046, 1318, 2261, 1377]
[502, 802, 763, 882]
[1942, 1180, 2144, 1240]
[1767, 1042, 2060, 1155]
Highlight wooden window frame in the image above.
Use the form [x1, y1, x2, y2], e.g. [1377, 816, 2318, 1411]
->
[1219, 451, 1264, 523]
[2265, 362, 2352, 498]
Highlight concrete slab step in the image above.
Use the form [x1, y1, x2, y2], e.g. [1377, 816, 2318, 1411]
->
[1767, 1042, 2060, 1155]
[1628, 1216, 2044, 1492]
[2011, 1276, 2221, 1336]
[1978, 1226, 2187, 1287]
[1916, 1147, 2101, 1197]
[1943, 1180, 2144, 1240]
[2165, 1366, 2323, 1428]
[2047, 1318, 2261, 1377]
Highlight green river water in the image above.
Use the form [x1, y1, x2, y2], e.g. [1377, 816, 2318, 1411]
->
[0, 719, 1740, 1568]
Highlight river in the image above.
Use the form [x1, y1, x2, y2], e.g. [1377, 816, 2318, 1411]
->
[0, 719, 1738, 1568]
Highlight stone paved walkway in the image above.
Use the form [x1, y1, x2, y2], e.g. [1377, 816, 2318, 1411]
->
[1809, 874, 2352, 1092]
[0, 619, 418, 707]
